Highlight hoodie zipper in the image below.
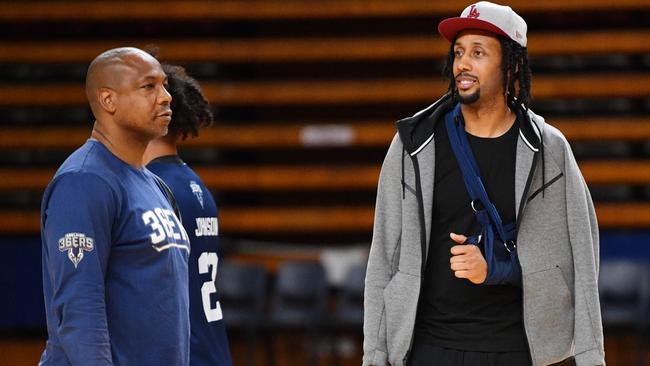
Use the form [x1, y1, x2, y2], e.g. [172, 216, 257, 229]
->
[401, 152, 429, 366]
[516, 147, 540, 365]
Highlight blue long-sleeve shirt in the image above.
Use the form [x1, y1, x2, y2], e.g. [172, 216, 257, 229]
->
[148, 156, 233, 366]
[39, 139, 190, 366]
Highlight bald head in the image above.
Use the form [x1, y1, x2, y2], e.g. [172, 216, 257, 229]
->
[85, 47, 162, 117]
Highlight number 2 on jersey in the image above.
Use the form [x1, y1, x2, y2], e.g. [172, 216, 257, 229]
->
[198, 252, 223, 322]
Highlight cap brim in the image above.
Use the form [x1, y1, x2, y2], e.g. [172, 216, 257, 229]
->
[438, 17, 509, 43]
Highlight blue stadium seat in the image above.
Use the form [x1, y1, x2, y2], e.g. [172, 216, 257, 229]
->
[329, 263, 366, 365]
[334, 263, 366, 328]
[599, 259, 650, 366]
[216, 262, 267, 366]
[271, 261, 328, 326]
[217, 262, 268, 329]
[269, 261, 329, 365]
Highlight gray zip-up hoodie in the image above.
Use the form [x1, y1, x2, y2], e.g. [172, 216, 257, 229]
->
[363, 95, 605, 366]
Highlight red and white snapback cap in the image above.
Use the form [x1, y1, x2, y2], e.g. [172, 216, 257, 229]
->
[438, 1, 527, 47]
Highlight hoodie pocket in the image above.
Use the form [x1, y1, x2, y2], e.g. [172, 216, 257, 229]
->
[383, 271, 419, 366]
[524, 266, 574, 364]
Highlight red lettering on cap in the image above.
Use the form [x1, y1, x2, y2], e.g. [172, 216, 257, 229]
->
[468, 5, 480, 18]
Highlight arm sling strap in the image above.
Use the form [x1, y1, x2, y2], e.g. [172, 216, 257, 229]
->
[444, 103, 522, 286]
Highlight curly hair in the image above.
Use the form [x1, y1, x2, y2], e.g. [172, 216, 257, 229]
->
[442, 35, 532, 109]
[162, 64, 213, 140]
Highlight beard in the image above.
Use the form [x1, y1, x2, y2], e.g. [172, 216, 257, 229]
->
[458, 88, 480, 104]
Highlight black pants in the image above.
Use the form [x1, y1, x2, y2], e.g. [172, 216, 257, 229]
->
[408, 343, 531, 366]
[408, 343, 576, 366]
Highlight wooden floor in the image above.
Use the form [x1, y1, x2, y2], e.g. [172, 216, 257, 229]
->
[0, 334, 646, 366]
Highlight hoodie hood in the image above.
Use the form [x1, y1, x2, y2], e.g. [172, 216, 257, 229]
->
[396, 94, 543, 156]
[395, 95, 546, 199]
[395, 94, 453, 156]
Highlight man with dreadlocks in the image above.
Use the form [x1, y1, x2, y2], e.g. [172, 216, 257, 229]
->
[144, 64, 233, 366]
[363, 2, 604, 366]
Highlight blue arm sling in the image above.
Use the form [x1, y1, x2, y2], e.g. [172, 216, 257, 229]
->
[444, 103, 522, 287]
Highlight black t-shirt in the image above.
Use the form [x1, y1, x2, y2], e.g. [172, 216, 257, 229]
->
[413, 114, 528, 352]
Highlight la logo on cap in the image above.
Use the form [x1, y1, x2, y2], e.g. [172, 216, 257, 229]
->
[468, 5, 480, 18]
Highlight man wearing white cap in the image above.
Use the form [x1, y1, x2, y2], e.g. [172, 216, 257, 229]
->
[363, 2, 604, 366]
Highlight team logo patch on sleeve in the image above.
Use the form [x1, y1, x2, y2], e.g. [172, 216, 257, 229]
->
[58, 232, 94, 268]
[190, 181, 204, 208]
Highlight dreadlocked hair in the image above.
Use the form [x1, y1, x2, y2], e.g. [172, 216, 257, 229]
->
[162, 64, 213, 141]
[499, 37, 532, 110]
[442, 35, 532, 110]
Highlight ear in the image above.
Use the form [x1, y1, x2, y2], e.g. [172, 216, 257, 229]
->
[98, 87, 117, 114]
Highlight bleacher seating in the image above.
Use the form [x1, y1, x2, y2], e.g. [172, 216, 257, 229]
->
[1, 0, 650, 241]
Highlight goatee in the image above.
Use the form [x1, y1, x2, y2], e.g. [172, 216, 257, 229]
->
[458, 89, 480, 104]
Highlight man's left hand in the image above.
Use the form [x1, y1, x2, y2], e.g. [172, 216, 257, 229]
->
[449, 232, 487, 284]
